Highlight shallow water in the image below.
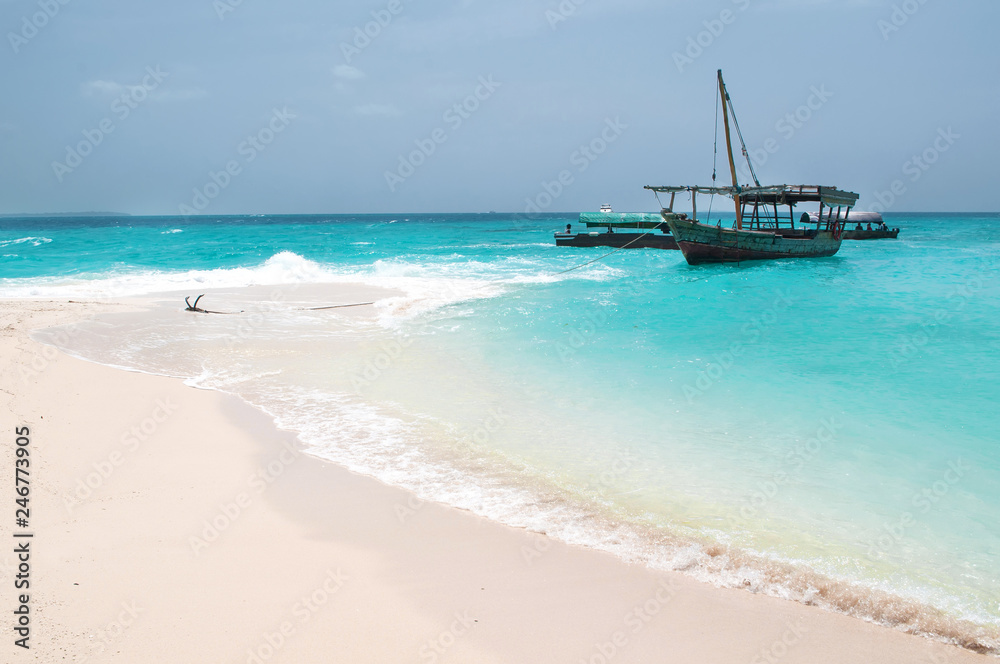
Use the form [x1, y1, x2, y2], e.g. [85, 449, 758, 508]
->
[4, 212, 998, 650]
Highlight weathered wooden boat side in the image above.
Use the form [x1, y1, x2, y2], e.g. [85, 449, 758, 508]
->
[663, 215, 841, 264]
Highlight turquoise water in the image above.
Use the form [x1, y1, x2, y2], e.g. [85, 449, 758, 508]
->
[2, 213, 998, 650]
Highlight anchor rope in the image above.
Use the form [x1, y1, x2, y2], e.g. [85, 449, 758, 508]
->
[184, 294, 375, 315]
[553, 229, 657, 275]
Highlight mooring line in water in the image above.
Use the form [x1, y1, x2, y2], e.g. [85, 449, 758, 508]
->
[183, 294, 374, 315]
[183, 224, 686, 316]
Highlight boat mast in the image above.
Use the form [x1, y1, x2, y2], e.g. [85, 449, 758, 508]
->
[717, 70, 742, 230]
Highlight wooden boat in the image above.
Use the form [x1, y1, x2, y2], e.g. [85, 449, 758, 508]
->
[844, 227, 899, 240]
[554, 210, 679, 250]
[645, 71, 861, 265]
[646, 184, 858, 264]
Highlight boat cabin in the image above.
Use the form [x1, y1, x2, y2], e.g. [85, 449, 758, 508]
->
[644, 184, 860, 238]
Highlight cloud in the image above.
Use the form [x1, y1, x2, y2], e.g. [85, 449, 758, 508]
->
[353, 103, 402, 117]
[82, 79, 126, 97]
[333, 65, 366, 81]
[81, 79, 205, 103]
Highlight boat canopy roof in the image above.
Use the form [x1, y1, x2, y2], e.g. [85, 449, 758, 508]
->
[644, 185, 737, 196]
[644, 184, 859, 208]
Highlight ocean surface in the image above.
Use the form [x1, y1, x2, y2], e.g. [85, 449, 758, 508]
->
[2, 212, 998, 651]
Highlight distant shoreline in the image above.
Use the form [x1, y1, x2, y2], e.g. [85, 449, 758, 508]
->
[0, 211, 131, 218]
[0, 210, 997, 220]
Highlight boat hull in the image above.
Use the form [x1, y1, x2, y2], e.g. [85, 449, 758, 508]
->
[842, 229, 899, 240]
[555, 232, 678, 250]
[663, 215, 843, 265]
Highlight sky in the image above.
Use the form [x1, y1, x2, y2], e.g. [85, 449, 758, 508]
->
[0, 0, 997, 215]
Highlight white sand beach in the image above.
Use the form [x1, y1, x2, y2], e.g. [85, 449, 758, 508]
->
[0, 296, 992, 663]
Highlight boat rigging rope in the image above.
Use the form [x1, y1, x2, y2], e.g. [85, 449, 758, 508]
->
[725, 93, 760, 187]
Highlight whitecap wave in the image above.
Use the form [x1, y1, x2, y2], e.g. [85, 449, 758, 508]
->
[0, 236, 52, 248]
[0, 251, 337, 299]
[0, 250, 618, 323]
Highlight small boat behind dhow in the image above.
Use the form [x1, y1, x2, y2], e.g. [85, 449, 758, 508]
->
[802, 210, 900, 240]
[554, 208, 679, 250]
